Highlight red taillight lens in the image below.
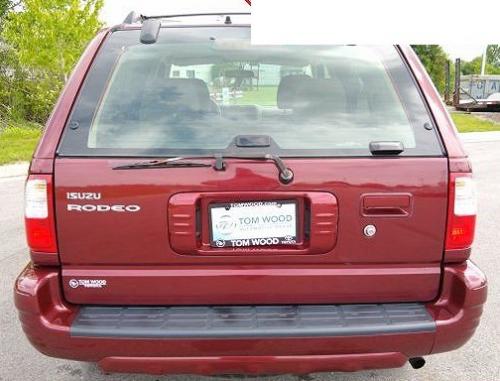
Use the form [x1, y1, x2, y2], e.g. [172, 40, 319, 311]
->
[25, 175, 58, 256]
[446, 173, 477, 251]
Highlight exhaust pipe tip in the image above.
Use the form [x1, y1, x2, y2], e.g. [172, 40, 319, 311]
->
[409, 357, 426, 369]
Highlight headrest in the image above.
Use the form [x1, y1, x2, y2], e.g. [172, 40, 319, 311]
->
[295, 79, 347, 114]
[150, 78, 212, 113]
[277, 74, 312, 109]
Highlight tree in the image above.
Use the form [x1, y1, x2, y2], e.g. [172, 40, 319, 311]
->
[0, 0, 11, 23]
[2, 0, 102, 122]
[461, 57, 482, 75]
[461, 45, 500, 76]
[0, 0, 8, 22]
[0, 1, 22, 123]
[4, 0, 103, 81]
[411, 45, 449, 94]
[0, 0, 20, 29]
[486, 44, 499, 67]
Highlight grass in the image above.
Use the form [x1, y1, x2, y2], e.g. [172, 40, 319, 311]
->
[0, 121, 42, 165]
[451, 113, 500, 133]
[233, 86, 278, 106]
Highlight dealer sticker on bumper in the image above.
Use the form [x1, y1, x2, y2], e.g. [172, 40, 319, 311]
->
[210, 200, 297, 248]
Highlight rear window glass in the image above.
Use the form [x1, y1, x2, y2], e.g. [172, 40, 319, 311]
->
[58, 27, 443, 157]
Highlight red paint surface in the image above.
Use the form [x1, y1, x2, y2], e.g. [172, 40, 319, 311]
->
[14, 261, 486, 375]
[55, 157, 448, 304]
[62, 265, 440, 305]
[99, 353, 407, 375]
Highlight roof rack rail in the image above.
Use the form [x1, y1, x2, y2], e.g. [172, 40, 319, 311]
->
[122, 12, 251, 41]
[123, 12, 250, 25]
[142, 12, 250, 20]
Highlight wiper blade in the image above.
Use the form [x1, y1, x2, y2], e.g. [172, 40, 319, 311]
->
[113, 157, 212, 170]
[114, 154, 294, 184]
[215, 153, 294, 184]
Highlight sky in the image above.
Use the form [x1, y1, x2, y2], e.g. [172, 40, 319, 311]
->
[100, 0, 485, 61]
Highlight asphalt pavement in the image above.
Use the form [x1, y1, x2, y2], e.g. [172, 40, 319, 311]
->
[0, 138, 499, 381]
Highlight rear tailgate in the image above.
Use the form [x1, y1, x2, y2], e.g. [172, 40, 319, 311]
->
[53, 32, 447, 305]
[55, 157, 447, 304]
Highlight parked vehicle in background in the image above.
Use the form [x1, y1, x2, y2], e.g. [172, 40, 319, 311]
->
[449, 58, 500, 111]
[461, 74, 500, 100]
[458, 74, 500, 111]
[14, 12, 487, 377]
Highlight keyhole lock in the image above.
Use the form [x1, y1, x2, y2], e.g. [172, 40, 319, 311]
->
[363, 224, 377, 237]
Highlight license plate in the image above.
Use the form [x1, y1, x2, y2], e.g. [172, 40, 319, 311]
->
[210, 200, 298, 248]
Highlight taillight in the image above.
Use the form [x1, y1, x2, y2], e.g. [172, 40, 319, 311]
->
[25, 174, 58, 263]
[446, 173, 477, 251]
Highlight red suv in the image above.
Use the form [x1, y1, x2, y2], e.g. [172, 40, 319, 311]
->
[15, 12, 487, 376]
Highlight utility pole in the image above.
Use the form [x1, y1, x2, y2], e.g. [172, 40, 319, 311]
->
[445, 60, 451, 104]
[481, 45, 488, 75]
[453, 58, 461, 107]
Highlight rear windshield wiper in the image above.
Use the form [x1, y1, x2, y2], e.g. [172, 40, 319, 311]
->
[214, 154, 294, 184]
[113, 154, 294, 184]
[113, 157, 212, 170]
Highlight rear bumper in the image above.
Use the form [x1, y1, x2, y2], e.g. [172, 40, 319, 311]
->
[14, 261, 487, 375]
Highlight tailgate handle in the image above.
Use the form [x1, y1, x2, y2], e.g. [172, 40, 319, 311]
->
[362, 194, 412, 217]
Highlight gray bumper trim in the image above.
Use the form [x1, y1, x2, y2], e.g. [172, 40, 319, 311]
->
[71, 303, 435, 338]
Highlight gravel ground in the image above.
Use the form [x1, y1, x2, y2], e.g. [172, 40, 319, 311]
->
[451, 111, 500, 124]
[473, 112, 500, 124]
[0, 139, 499, 381]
